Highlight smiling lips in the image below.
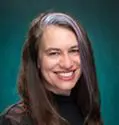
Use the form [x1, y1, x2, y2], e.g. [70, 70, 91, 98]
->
[55, 71, 75, 81]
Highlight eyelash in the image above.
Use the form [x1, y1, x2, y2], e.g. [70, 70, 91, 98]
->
[48, 49, 79, 56]
[48, 52, 60, 56]
[69, 49, 79, 53]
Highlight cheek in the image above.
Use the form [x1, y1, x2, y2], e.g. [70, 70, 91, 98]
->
[40, 57, 59, 71]
[72, 56, 81, 66]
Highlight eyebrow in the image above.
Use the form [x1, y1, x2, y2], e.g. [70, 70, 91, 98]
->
[45, 45, 79, 52]
[45, 48, 60, 53]
[70, 45, 79, 49]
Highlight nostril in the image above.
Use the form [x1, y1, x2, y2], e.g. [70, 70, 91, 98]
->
[59, 54, 74, 69]
[60, 60, 73, 69]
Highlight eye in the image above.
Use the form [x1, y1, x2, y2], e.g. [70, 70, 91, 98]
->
[48, 52, 60, 56]
[69, 49, 79, 54]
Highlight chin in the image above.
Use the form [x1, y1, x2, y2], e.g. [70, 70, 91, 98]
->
[59, 84, 76, 91]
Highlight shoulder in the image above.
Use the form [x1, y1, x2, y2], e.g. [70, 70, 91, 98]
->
[0, 115, 11, 125]
[0, 101, 25, 125]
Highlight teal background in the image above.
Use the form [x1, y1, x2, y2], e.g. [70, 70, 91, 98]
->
[0, 0, 119, 125]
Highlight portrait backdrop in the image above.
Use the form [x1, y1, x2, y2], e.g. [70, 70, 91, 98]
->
[0, 0, 119, 125]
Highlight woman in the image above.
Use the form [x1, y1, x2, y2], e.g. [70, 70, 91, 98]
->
[0, 11, 103, 125]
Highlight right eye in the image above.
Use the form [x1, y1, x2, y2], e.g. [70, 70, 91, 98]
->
[48, 52, 60, 56]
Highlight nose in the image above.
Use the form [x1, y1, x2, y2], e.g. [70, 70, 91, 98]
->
[59, 54, 73, 69]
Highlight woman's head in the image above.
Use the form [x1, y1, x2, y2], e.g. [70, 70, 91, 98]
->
[21, 12, 89, 94]
[18, 12, 102, 125]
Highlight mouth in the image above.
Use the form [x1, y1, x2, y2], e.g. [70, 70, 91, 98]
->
[54, 70, 75, 81]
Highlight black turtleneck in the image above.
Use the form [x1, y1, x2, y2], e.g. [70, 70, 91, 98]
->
[52, 92, 84, 125]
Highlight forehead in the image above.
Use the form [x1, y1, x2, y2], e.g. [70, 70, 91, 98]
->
[40, 25, 78, 49]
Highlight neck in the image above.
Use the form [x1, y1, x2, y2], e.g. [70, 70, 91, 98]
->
[46, 85, 71, 96]
[50, 89, 71, 96]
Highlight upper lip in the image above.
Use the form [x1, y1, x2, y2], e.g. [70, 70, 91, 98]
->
[54, 70, 76, 73]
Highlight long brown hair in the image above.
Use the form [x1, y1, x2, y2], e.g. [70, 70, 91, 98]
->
[18, 11, 102, 125]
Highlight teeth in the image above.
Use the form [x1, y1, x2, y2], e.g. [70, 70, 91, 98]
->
[58, 72, 73, 77]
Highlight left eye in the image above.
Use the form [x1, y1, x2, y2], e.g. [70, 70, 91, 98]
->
[70, 49, 79, 53]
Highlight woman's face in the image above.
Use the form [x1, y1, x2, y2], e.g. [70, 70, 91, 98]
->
[38, 25, 81, 95]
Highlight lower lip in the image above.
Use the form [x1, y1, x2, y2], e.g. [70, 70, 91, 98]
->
[56, 72, 75, 81]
